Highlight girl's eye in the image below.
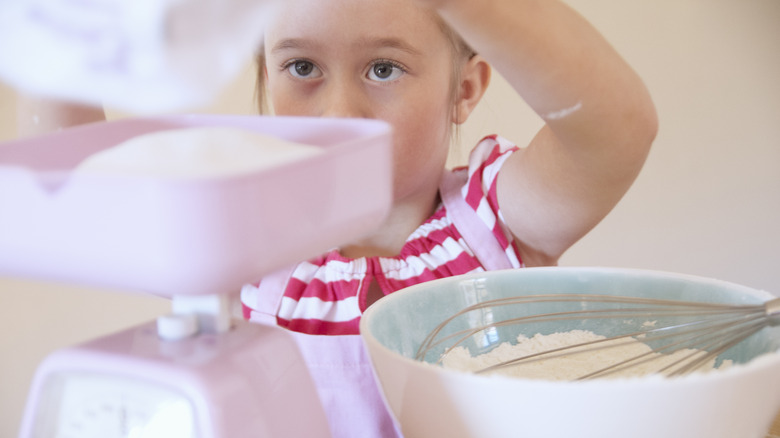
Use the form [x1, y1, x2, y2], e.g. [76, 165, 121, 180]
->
[286, 60, 321, 78]
[367, 62, 404, 82]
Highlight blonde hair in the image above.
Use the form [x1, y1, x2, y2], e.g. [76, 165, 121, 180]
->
[435, 15, 477, 146]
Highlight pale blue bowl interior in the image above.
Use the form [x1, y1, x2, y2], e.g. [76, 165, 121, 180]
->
[364, 268, 780, 368]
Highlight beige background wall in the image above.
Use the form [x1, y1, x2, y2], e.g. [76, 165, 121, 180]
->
[2, 0, 779, 436]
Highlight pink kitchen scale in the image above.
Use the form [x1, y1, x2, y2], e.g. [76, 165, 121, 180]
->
[0, 115, 393, 438]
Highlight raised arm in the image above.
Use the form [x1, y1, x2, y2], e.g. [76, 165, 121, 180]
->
[16, 95, 106, 138]
[427, 0, 658, 266]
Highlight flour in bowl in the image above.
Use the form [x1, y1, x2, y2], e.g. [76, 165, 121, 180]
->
[441, 330, 729, 380]
[76, 127, 322, 179]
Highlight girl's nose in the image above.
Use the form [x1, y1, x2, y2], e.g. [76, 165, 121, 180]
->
[321, 81, 371, 119]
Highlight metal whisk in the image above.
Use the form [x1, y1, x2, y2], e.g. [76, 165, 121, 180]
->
[416, 294, 780, 380]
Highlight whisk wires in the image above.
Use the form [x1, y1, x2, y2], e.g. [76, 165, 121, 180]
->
[416, 294, 777, 380]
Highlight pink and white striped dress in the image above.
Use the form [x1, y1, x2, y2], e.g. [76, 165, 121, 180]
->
[241, 135, 524, 335]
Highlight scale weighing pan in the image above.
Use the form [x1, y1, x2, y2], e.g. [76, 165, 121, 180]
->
[0, 115, 393, 297]
[4, 115, 392, 438]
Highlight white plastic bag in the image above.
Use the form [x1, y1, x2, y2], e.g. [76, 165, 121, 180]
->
[0, 0, 275, 113]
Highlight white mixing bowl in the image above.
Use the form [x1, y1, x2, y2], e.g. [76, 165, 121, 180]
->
[360, 267, 780, 438]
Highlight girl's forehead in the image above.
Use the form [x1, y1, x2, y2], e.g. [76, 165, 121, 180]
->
[266, 0, 445, 50]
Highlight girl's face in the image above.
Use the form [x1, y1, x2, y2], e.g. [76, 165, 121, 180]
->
[264, 0, 457, 202]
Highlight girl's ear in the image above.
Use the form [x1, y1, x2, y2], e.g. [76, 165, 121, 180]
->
[452, 55, 491, 125]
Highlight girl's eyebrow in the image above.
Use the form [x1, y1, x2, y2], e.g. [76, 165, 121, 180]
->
[270, 37, 422, 56]
[270, 38, 315, 54]
[357, 37, 422, 56]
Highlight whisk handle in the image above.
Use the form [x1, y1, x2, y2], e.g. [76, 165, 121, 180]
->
[766, 298, 780, 325]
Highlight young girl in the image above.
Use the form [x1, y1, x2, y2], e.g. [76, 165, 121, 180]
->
[238, 0, 656, 436]
[19, 0, 656, 436]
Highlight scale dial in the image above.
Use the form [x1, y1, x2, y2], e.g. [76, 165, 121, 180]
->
[31, 371, 196, 438]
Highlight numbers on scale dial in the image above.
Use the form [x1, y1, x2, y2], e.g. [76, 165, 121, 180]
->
[53, 373, 196, 438]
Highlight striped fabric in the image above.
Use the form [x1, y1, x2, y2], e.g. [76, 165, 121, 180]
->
[241, 135, 523, 335]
